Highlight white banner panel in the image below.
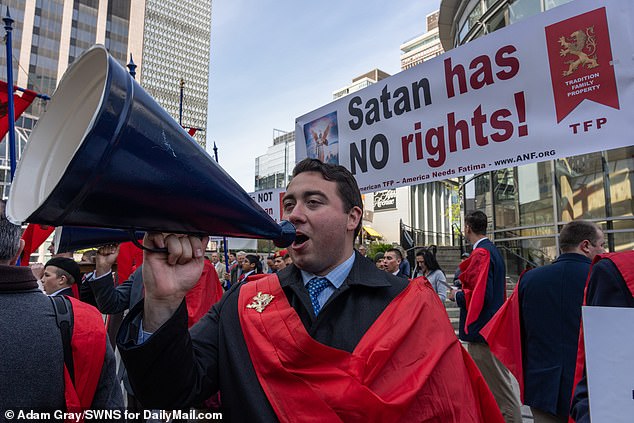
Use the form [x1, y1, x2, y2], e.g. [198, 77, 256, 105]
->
[582, 306, 634, 423]
[249, 188, 286, 223]
[295, 0, 634, 193]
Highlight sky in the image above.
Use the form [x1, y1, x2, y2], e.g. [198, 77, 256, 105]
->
[206, 0, 440, 191]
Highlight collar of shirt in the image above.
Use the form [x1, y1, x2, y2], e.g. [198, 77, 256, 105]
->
[300, 252, 355, 289]
[49, 287, 69, 296]
[392, 269, 400, 276]
[473, 237, 488, 250]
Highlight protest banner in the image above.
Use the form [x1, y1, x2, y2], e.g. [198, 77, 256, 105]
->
[295, 0, 634, 193]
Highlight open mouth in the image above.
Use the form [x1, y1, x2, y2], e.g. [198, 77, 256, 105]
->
[293, 233, 309, 247]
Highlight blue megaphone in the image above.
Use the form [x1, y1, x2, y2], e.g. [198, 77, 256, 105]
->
[7, 45, 295, 248]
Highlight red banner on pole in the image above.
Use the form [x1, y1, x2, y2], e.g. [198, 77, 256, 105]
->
[20, 224, 54, 265]
[0, 81, 37, 139]
[546, 7, 619, 123]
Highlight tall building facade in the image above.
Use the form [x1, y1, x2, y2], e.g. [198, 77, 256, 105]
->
[141, 0, 210, 147]
[0, 0, 211, 198]
[254, 130, 295, 191]
[332, 69, 390, 100]
[438, 0, 634, 280]
[399, 10, 444, 70]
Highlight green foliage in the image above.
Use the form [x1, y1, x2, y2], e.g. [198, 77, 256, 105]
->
[367, 243, 392, 260]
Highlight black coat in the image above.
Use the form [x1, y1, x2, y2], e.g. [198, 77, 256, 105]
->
[118, 253, 408, 422]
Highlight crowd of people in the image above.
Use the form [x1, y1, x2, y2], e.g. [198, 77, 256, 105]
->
[0, 158, 631, 422]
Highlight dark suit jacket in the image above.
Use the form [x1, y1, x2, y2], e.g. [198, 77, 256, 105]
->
[230, 265, 241, 285]
[89, 267, 144, 314]
[456, 238, 506, 343]
[570, 258, 634, 423]
[519, 253, 591, 417]
[395, 269, 409, 279]
[118, 253, 408, 421]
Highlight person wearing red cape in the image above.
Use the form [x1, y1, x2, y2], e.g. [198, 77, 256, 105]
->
[480, 220, 605, 423]
[448, 210, 522, 422]
[569, 250, 634, 422]
[117, 159, 503, 422]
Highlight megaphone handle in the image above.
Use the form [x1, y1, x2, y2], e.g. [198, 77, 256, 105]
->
[127, 230, 168, 254]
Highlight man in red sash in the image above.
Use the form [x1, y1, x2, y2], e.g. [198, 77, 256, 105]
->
[570, 250, 634, 422]
[448, 210, 522, 422]
[118, 159, 503, 422]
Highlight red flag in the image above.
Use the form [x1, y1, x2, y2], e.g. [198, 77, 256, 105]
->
[187, 127, 197, 137]
[116, 241, 144, 284]
[0, 81, 37, 139]
[20, 224, 54, 265]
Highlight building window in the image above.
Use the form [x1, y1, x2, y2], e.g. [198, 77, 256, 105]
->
[508, 0, 541, 24]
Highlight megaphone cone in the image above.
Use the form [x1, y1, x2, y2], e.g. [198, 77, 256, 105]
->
[7, 45, 295, 247]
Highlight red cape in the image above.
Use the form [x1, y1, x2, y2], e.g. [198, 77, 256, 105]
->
[185, 260, 224, 327]
[63, 297, 107, 421]
[238, 274, 504, 422]
[459, 248, 491, 334]
[481, 280, 524, 402]
[570, 251, 634, 422]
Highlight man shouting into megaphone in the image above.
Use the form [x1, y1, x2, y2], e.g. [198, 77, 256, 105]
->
[117, 158, 504, 422]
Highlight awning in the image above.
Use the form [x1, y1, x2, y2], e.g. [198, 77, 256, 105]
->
[363, 226, 382, 238]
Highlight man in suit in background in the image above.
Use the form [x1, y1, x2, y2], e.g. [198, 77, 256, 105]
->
[449, 210, 522, 422]
[519, 220, 604, 423]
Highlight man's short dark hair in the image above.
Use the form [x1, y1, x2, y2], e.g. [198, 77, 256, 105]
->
[292, 158, 363, 238]
[245, 254, 263, 273]
[465, 211, 488, 235]
[386, 248, 402, 260]
[0, 200, 21, 262]
[559, 220, 602, 252]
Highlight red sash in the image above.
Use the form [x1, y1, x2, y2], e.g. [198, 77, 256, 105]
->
[185, 260, 224, 327]
[459, 248, 491, 333]
[238, 274, 504, 422]
[569, 251, 634, 422]
[64, 297, 107, 421]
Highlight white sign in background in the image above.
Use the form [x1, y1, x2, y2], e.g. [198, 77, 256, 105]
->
[249, 188, 285, 223]
[582, 306, 634, 423]
[295, 0, 634, 193]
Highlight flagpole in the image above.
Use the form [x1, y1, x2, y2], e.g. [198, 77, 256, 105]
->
[213, 141, 231, 278]
[4, 7, 17, 181]
[179, 78, 184, 126]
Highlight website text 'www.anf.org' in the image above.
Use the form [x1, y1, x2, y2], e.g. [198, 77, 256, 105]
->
[494, 149, 556, 166]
